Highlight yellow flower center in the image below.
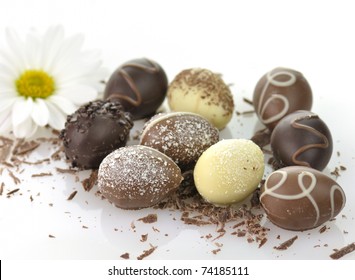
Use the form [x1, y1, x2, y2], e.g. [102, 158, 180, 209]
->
[15, 70, 55, 99]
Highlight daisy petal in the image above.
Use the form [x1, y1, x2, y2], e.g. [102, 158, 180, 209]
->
[0, 107, 12, 133]
[31, 98, 50, 126]
[13, 117, 38, 138]
[0, 95, 17, 112]
[46, 101, 67, 130]
[57, 85, 98, 105]
[12, 97, 33, 126]
[48, 95, 76, 115]
[5, 28, 27, 69]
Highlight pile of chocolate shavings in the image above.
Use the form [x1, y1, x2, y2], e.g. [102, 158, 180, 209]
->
[154, 171, 269, 248]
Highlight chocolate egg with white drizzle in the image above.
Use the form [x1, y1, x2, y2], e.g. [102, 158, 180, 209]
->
[260, 166, 346, 231]
[253, 67, 313, 130]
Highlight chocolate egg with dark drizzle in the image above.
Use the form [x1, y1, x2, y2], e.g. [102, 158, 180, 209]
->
[271, 110, 332, 171]
[104, 58, 168, 120]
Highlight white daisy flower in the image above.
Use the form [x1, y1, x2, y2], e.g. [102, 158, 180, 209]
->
[0, 25, 107, 138]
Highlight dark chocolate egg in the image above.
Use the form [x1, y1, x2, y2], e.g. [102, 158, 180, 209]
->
[60, 100, 133, 169]
[260, 166, 346, 231]
[104, 58, 168, 120]
[253, 67, 313, 130]
[140, 112, 219, 171]
[98, 145, 183, 209]
[271, 110, 333, 171]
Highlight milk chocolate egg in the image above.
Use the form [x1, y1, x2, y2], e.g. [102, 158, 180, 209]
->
[260, 166, 346, 231]
[98, 145, 183, 209]
[104, 58, 168, 120]
[253, 67, 313, 130]
[140, 112, 219, 170]
[271, 110, 333, 171]
[167, 68, 234, 130]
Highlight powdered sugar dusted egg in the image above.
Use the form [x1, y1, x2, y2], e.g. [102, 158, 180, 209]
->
[194, 139, 265, 205]
[98, 145, 183, 209]
[140, 112, 219, 170]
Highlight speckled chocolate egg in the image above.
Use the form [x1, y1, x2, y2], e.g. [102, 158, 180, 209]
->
[260, 166, 346, 231]
[98, 145, 183, 209]
[140, 112, 219, 170]
[167, 68, 234, 130]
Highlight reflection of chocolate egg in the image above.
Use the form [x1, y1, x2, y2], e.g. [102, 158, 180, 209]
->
[253, 67, 313, 130]
[140, 112, 219, 171]
[271, 110, 333, 171]
[104, 58, 168, 120]
[60, 100, 133, 169]
[260, 166, 346, 231]
[98, 145, 183, 209]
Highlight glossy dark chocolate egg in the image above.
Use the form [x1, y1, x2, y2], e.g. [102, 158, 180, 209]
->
[98, 145, 183, 209]
[271, 110, 333, 171]
[253, 67, 313, 130]
[60, 100, 133, 169]
[104, 58, 168, 120]
[260, 166, 346, 231]
[140, 112, 219, 171]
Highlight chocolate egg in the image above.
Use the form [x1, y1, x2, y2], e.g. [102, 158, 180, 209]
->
[260, 166, 346, 231]
[253, 67, 313, 130]
[167, 68, 234, 130]
[60, 100, 133, 169]
[271, 110, 333, 171]
[140, 112, 219, 170]
[194, 139, 265, 205]
[98, 145, 183, 209]
[104, 58, 168, 120]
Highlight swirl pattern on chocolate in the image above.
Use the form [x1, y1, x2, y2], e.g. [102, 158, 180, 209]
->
[291, 113, 329, 166]
[260, 166, 346, 231]
[104, 58, 168, 119]
[257, 69, 295, 125]
[253, 67, 313, 130]
[108, 59, 160, 106]
[271, 110, 333, 170]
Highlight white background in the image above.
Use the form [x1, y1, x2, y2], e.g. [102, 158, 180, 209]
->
[0, 0, 355, 264]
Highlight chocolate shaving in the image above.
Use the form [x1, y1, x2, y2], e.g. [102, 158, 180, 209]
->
[82, 170, 98, 192]
[330, 242, 355, 260]
[0, 136, 13, 162]
[319, 225, 327, 234]
[67, 191, 78, 201]
[138, 214, 158, 224]
[8, 170, 21, 184]
[31, 172, 53, 177]
[236, 110, 255, 116]
[56, 167, 77, 174]
[243, 97, 253, 106]
[13, 140, 40, 155]
[7, 188, 20, 196]
[212, 248, 221, 255]
[48, 234, 56, 238]
[258, 237, 268, 248]
[137, 244, 157, 260]
[140, 234, 148, 242]
[251, 128, 271, 149]
[120, 253, 130, 259]
[22, 159, 50, 165]
[0, 182, 4, 195]
[274, 235, 298, 250]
